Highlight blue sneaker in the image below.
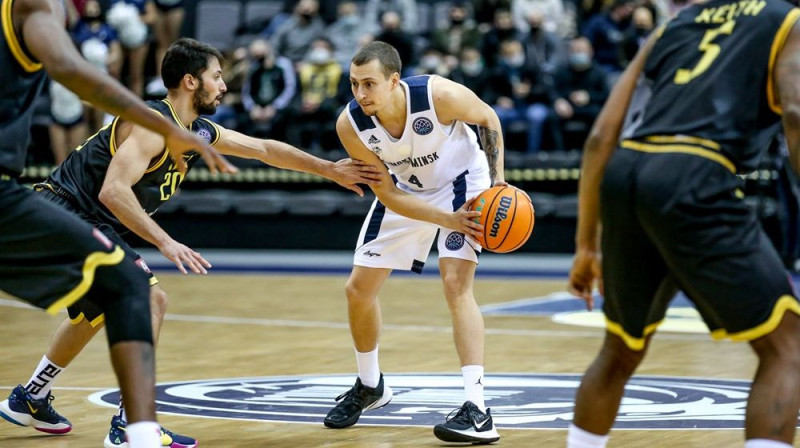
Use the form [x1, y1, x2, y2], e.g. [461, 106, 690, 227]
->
[0, 384, 72, 434]
[103, 415, 198, 448]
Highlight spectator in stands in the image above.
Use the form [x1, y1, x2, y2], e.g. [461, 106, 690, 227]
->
[207, 46, 250, 131]
[374, 11, 416, 71]
[552, 37, 608, 149]
[72, 0, 122, 130]
[450, 47, 491, 101]
[414, 47, 454, 77]
[472, 0, 512, 28]
[328, 1, 378, 69]
[581, 0, 633, 77]
[431, 3, 482, 56]
[522, 10, 565, 74]
[107, 0, 156, 97]
[512, 0, 570, 36]
[364, 0, 419, 34]
[49, 81, 88, 165]
[488, 40, 556, 153]
[619, 5, 654, 66]
[269, 0, 326, 64]
[148, 0, 185, 96]
[287, 38, 343, 150]
[242, 39, 296, 139]
[482, 9, 521, 68]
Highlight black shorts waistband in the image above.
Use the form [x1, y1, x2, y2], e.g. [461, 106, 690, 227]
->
[33, 182, 77, 203]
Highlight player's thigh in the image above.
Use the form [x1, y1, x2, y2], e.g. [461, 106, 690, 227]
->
[637, 155, 799, 339]
[600, 150, 675, 350]
[354, 198, 439, 273]
[0, 182, 145, 312]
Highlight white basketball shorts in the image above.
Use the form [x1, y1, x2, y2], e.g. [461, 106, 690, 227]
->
[353, 169, 491, 273]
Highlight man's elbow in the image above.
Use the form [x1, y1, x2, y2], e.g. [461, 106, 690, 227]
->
[98, 185, 122, 209]
[583, 130, 615, 154]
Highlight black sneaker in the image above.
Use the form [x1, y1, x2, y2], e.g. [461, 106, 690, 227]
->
[323, 374, 393, 428]
[433, 401, 500, 444]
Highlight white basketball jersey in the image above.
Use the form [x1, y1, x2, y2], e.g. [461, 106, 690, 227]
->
[346, 75, 489, 193]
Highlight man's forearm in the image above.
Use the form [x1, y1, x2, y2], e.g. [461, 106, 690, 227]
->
[100, 186, 172, 249]
[259, 140, 332, 178]
[477, 123, 505, 183]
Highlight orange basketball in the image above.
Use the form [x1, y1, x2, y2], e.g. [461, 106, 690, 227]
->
[470, 186, 535, 253]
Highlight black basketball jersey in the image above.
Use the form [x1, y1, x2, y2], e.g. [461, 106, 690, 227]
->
[0, 0, 47, 176]
[46, 99, 220, 232]
[627, 0, 800, 173]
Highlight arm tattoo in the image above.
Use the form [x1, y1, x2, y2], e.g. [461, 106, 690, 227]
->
[478, 126, 500, 183]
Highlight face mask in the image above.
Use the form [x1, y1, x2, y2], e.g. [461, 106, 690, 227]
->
[341, 15, 359, 26]
[528, 24, 541, 34]
[451, 17, 465, 26]
[307, 48, 331, 64]
[300, 12, 314, 21]
[421, 55, 441, 71]
[503, 53, 525, 68]
[569, 53, 592, 70]
[461, 61, 483, 76]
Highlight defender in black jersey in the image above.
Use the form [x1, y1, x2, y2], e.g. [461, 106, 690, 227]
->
[0, 2, 235, 447]
[1, 37, 380, 447]
[567, 0, 800, 447]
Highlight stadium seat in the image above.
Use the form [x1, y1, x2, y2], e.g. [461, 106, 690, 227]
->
[231, 191, 287, 215]
[196, 0, 242, 52]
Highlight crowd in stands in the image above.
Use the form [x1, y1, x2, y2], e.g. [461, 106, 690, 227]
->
[38, 0, 684, 166]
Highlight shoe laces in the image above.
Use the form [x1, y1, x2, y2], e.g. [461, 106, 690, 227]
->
[445, 405, 471, 424]
[335, 382, 368, 403]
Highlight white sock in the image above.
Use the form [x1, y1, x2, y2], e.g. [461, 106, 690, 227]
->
[462, 365, 485, 411]
[125, 421, 161, 448]
[355, 347, 380, 388]
[25, 355, 64, 400]
[745, 440, 792, 448]
[567, 424, 609, 448]
[118, 396, 126, 423]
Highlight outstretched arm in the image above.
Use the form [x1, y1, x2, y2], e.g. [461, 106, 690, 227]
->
[776, 19, 800, 175]
[18, 0, 235, 174]
[99, 125, 210, 274]
[336, 110, 483, 239]
[568, 29, 661, 308]
[432, 76, 506, 185]
[213, 126, 382, 196]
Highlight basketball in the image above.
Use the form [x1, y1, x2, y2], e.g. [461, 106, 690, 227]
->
[470, 186, 535, 253]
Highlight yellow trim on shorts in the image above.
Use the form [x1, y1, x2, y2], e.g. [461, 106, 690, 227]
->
[605, 318, 663, 351]
[1, 0, 41, 72]
[767, 8, 800, 115]
[45, 246, 125, 315]
[710, 295, 800, 341]
[149, 276, 159, 286]
[71, 312, 105, 328]
[643, 135, 720, 151]
[621, 140, 736, 173]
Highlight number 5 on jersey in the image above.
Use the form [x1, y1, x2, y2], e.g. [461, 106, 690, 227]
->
[674, 20, 736, 85]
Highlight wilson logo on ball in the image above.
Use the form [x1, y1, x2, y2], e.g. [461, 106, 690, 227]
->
[470, 186, 534, 253]
[490, 196, 513, 238]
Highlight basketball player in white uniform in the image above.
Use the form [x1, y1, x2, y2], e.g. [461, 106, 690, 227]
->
[324, 41, 509, 444]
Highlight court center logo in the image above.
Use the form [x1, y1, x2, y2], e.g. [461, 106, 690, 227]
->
[412, 117, 433, 135]
[88, 373, 770, 429]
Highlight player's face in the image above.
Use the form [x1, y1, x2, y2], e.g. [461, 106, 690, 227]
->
[193, 57, 226, 115]
[349, 60, 398, 116]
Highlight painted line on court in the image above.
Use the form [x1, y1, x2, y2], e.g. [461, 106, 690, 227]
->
[0, 386, 109, 391]
[0, 298, 712, 342]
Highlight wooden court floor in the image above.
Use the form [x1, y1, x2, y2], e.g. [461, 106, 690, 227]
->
[0, 273, 784, 447]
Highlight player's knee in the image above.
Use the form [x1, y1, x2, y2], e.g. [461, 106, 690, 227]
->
[344, 279, 376, 305]
[601, 334, 646, 377]
[150, 288, 169, 317]
[441, 273, 469, 303]
[751, 311, 800, 366]
[91, 260, 154, 346]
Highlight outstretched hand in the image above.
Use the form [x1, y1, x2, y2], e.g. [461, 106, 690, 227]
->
[330, 158, 382, 196]
[567, 249, 603, 310]
[165, 128, 238, 175]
